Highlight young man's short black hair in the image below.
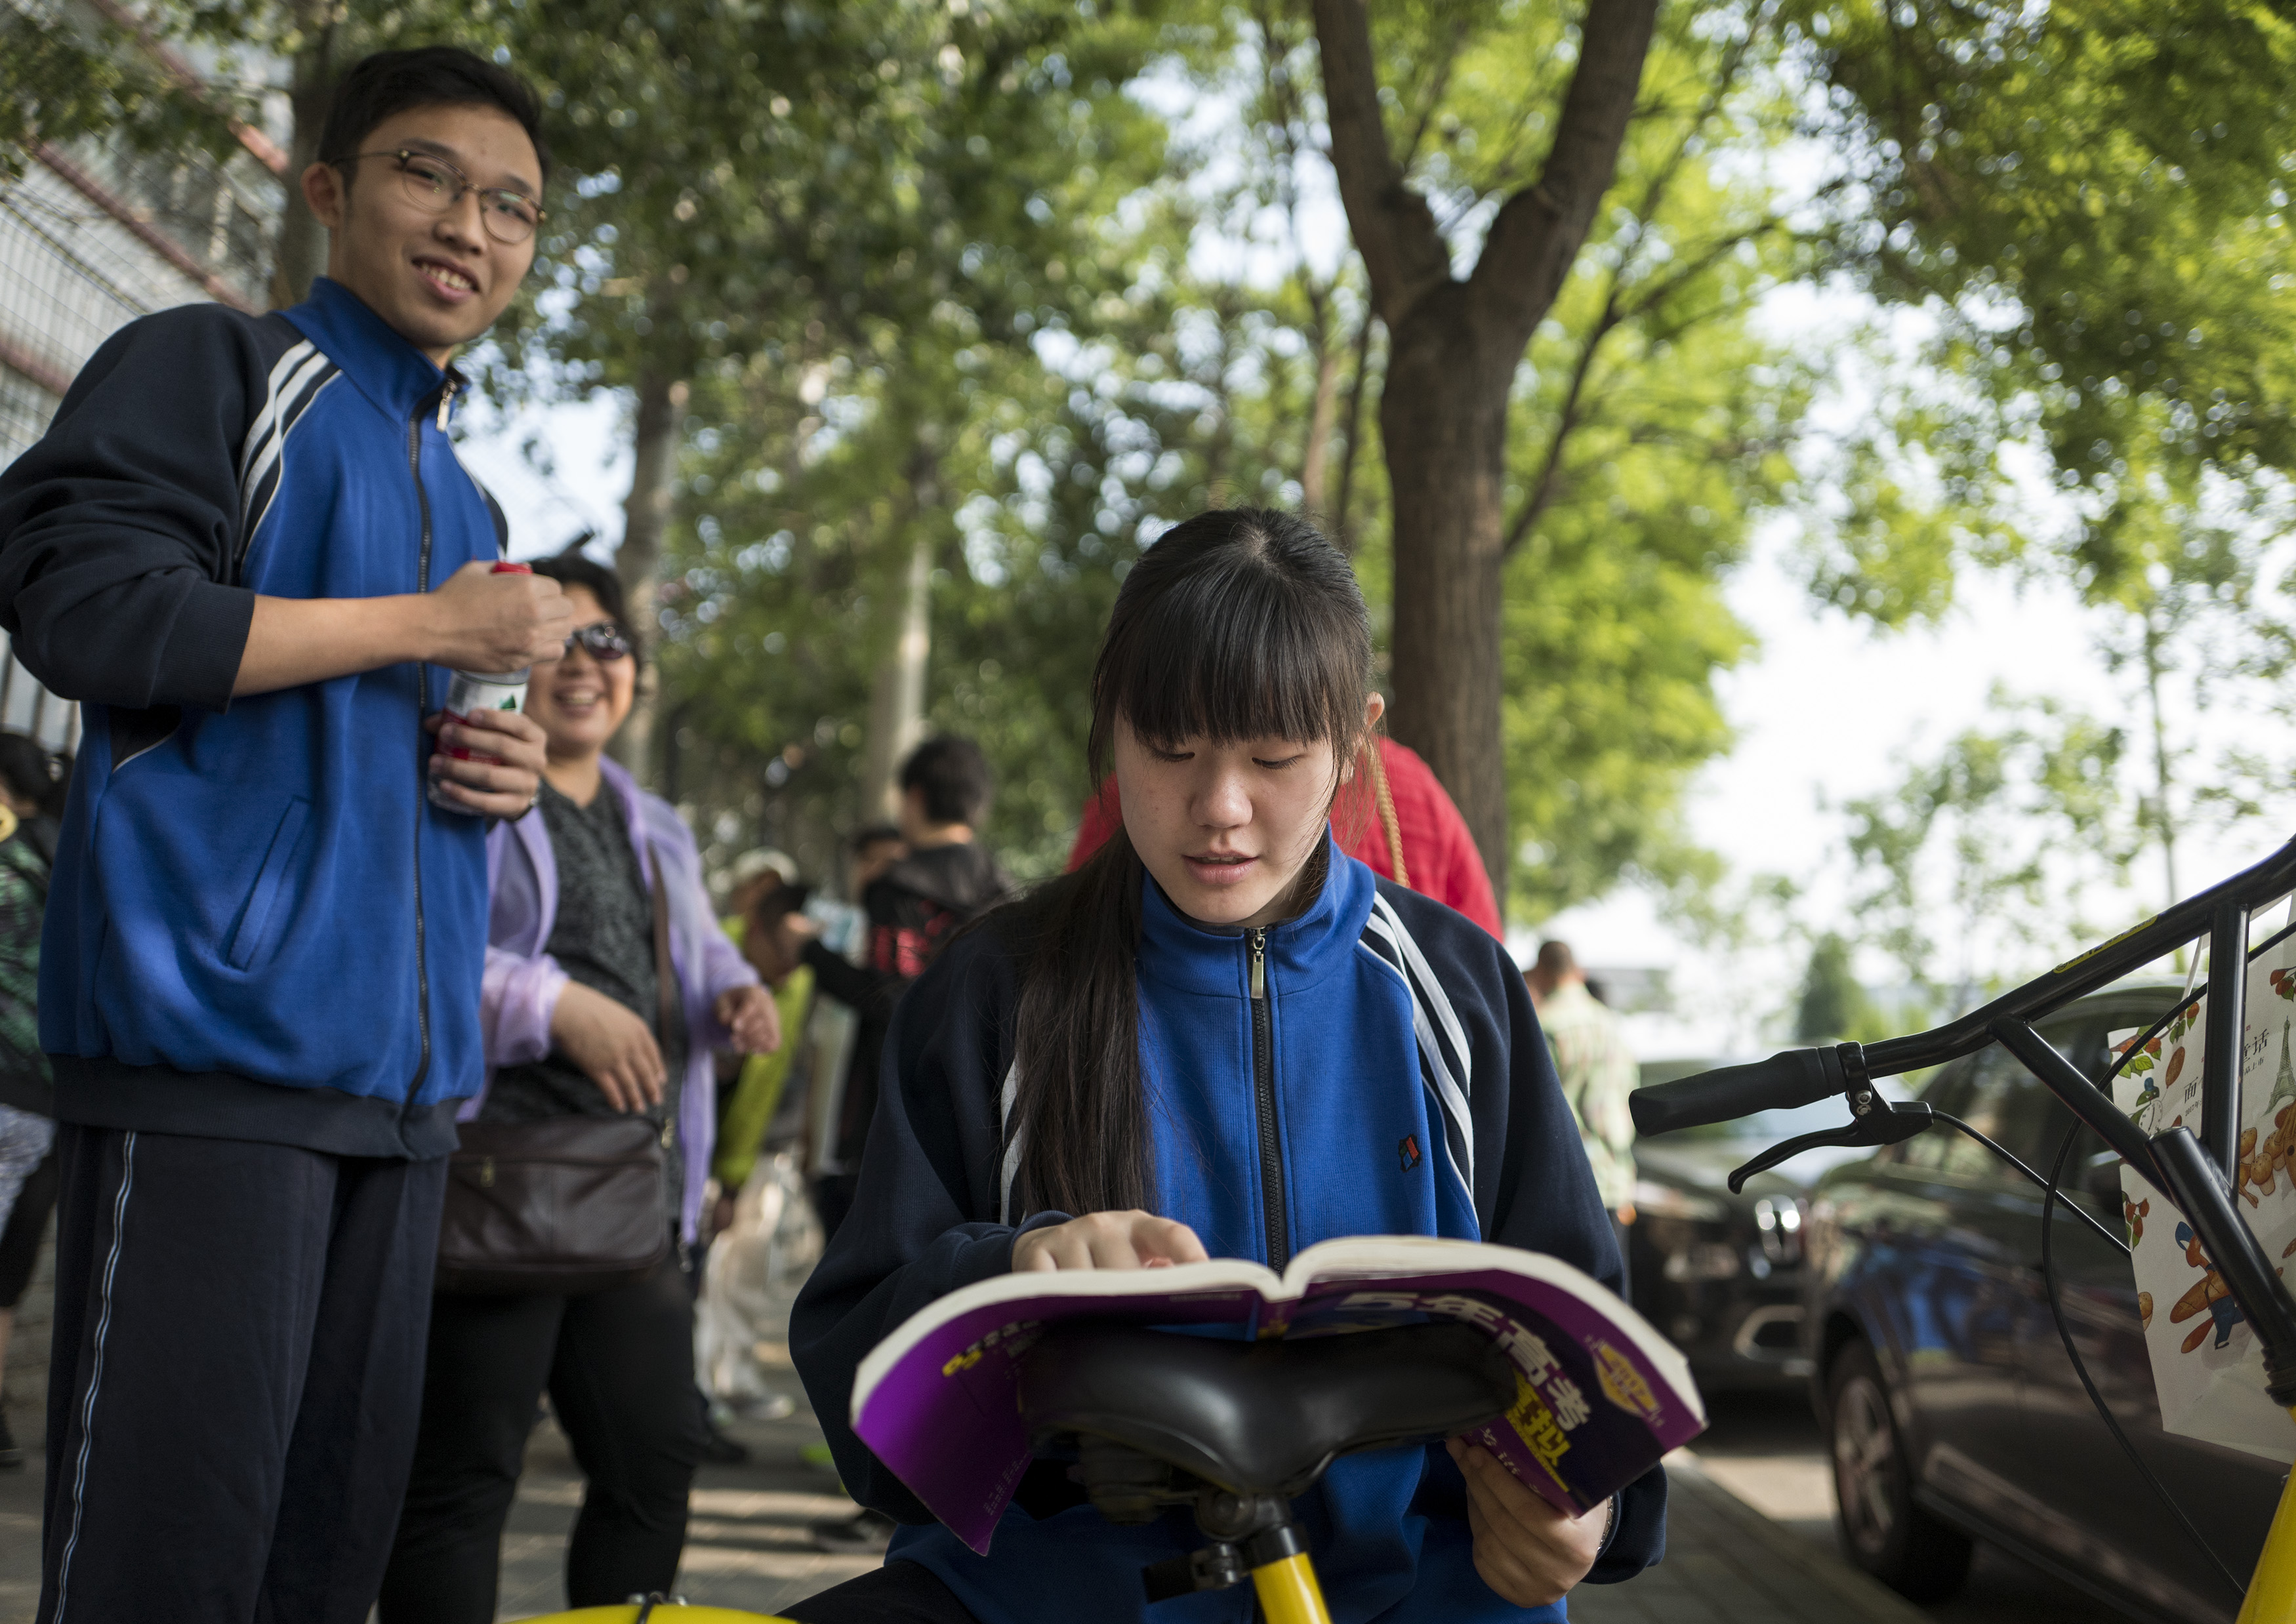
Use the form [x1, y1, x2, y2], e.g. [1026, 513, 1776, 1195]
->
[319, 47, 552, 185]
[899, 736, 993, 828]
[531, 551, 643, 664]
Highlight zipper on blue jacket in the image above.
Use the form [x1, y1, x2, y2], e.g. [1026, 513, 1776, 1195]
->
[1248, 925, 1288, 1271]
[404, 410, 435, 1112]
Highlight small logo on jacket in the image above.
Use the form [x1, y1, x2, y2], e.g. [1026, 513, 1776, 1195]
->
[1399, 1134, 1422, 1173]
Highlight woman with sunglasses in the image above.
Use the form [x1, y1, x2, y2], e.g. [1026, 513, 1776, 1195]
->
[379, 553, 781, 1621]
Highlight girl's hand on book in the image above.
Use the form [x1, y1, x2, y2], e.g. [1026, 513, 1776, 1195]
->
[1011, 1211, 1208, 1272]
[1446, 1436, 1608, 1606]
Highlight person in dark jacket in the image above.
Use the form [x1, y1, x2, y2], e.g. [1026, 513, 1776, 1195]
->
[794, 739, 1009, 1556]
[785, 510, 1665, 1624]
[0, 732, 62, 1471]
[0, 48, 571, 1621]
[800, 735, 1010, 1242]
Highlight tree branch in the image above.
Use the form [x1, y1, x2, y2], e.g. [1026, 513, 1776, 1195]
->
[1467, 0, 1662, 338]
[1503, 287, 1624, 557]
[1311, 0, 1453, 326]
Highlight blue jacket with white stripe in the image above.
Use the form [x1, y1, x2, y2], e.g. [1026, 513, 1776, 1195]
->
[0, 277, 501, 1157]
[790, 840, 1668, 1622]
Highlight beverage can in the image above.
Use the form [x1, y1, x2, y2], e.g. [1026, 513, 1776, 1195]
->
[440, 667, 531, 721]
[428, 561, 536, 813]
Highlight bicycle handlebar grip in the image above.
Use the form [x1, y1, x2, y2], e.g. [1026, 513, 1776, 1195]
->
[1629, 1047, 1848, 1137]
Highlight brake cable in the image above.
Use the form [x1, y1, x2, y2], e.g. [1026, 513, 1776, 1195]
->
[1929, 1109, 2128, 1255]
[2016, 922, 2296, 1601]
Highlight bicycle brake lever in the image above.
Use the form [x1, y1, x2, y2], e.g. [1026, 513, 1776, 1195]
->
[1726, 1101, 1933, 1194]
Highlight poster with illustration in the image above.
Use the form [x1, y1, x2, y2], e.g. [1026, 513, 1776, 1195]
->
[2112, 931, 2296, 1462]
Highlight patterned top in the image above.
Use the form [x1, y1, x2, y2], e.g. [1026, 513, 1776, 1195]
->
[1538, 981, 1637, 1209]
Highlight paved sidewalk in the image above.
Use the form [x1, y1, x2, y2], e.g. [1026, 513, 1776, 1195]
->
[1568, 1451, 1927, 1624]
[0, 1402, 1940, 1624]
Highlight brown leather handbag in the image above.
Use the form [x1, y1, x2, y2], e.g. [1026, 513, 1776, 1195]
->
[434, 1114, 671, 1295]
[435, 846, 679, 1297]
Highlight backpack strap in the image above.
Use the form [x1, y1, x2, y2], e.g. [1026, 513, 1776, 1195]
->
[1366, 742, 1410, 891]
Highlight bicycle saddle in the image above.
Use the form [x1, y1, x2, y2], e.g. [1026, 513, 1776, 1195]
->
[1015, 1318, 1516, 1500]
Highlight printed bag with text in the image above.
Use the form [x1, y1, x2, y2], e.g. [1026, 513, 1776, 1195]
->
[2112, 930, 2296, 1461]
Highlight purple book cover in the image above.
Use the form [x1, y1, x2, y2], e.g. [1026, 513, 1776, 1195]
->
[851, 1238, 1705, 1554]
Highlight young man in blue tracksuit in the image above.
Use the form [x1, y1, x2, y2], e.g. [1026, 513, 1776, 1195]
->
[789, 510, 1666, 1624]
[0, 49, 573, 1621]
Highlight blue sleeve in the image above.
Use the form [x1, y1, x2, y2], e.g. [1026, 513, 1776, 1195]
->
[0, 306, 269, 710]
[788, 923, 1067, 1522]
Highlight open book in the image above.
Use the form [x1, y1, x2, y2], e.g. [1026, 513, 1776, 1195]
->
[851, 1234, 1706, 1554]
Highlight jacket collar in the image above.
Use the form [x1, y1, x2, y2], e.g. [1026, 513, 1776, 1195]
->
[281, 276, 461, 424]
[1136, 834, 1375, 1000]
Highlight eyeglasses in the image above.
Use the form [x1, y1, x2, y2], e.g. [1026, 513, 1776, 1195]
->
[561, 622, 634, 663]
[346, 150, 544, 245]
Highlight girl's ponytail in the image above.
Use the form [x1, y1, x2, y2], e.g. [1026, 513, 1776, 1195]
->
[1007, 827, 1151, 1216]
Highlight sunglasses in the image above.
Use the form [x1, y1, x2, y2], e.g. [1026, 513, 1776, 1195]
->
[561, 623, 634, 662]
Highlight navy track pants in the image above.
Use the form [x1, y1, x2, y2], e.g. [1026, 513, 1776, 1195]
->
[38, 1124, 447, 1624]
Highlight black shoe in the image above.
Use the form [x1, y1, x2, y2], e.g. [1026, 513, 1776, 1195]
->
[0, 1410, 22, 1471]
[699, 1419, 748, 1465]
[809, 1507, 895, 1554]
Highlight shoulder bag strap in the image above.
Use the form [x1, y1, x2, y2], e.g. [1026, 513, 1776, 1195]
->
[648, 848, 680, 1047]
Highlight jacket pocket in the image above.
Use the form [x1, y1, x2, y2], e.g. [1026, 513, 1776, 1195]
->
[225, 797, 311, 971]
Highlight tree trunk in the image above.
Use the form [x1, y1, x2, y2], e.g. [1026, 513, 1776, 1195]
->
[861, 439, 943, 822]
[1311, 0, 1660, 916]
[863, 528, 935, 824]
[1381, 290, 1515, 892]
[268, 21, 335, 310]
[610, 370, 687, 784]
[1299, 292, 1343, 521]
[1331, 310, 1376, 552]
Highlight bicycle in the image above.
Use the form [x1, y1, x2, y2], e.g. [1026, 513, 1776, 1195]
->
[1628, 835, 2296, 1624]
[514, 1318, 1517, 1624]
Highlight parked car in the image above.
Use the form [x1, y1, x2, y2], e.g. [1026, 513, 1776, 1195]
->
[1629, 1057, 1904, 1391]
[1801, 981, 2280, 1622]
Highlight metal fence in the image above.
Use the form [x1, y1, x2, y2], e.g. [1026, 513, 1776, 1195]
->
[0, 18, 283, 755]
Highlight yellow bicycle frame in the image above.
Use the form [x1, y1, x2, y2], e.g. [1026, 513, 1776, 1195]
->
[2240, 1422, 2296, 1624]
[1250, 1550, 1336, 1624]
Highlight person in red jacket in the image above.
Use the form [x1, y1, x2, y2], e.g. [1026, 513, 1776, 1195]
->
[1067, 729, 1502, 937]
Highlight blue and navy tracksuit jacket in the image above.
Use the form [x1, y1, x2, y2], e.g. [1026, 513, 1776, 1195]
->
[790, 842, 1668, 1622]
[0, 277, 502, 1157]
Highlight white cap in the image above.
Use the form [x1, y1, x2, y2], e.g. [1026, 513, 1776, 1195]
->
[725, 847, 799, 894]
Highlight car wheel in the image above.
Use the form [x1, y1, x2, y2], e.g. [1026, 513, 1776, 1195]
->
[1827, 1339, 1973, 1600]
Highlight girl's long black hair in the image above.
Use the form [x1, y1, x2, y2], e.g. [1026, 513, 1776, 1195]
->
[1004, 508, 1372, 1218]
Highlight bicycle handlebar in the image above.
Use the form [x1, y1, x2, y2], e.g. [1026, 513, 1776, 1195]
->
[1628, 1045, 1856, 1137]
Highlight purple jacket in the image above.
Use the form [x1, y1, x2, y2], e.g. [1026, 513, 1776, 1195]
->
[472, 755, 758, 1240]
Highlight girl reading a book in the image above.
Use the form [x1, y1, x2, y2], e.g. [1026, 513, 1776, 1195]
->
[788, 509, 1665, 1623]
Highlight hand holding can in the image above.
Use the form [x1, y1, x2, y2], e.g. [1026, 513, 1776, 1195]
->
[429, 561, 536, 814]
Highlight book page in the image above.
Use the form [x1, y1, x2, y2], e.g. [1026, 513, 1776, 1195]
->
[1275, 1238, 1704, 1514]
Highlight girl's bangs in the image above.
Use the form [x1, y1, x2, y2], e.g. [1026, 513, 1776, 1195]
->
[1100, 564, 1359, 755]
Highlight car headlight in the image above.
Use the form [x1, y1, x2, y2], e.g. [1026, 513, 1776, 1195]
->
[1631, 1179, 1727, 1223]
[1753, 1197, 1805, 1265]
